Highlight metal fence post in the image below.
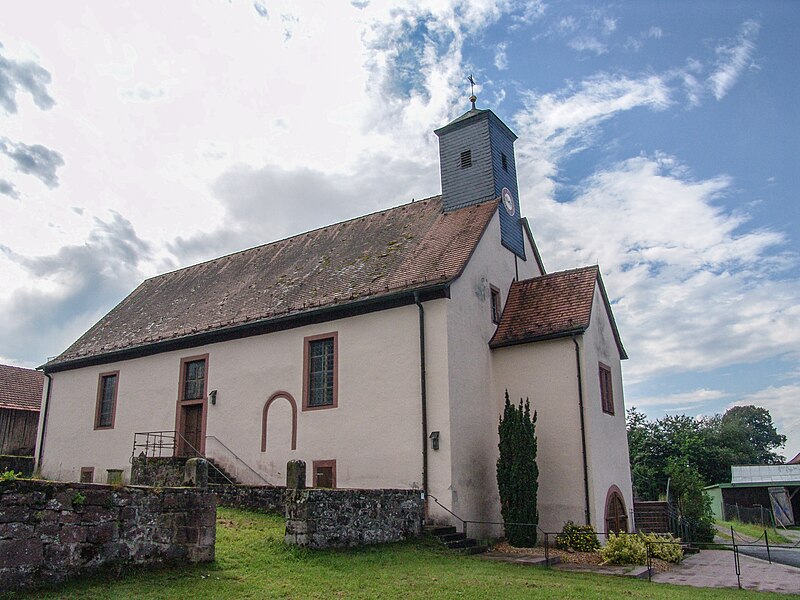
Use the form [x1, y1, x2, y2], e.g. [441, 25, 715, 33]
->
[765, 529, 771, 564]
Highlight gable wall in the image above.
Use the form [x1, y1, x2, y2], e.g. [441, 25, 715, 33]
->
[39, 303, 441, 489]
[441, 209, 540, 530]
[490, 339, 587, 533]
[579, 284, 634, 532]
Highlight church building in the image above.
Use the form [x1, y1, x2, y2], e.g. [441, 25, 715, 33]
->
[37, 98, 634, 535]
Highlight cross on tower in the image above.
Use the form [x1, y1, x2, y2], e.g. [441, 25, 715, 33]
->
[468, 74, 477, 109]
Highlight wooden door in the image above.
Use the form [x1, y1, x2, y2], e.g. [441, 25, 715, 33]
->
[180, 404, 204, 457]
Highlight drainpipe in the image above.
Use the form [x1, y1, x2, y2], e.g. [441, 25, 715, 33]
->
[36, 372, 53, 473]
[413, 291, 429, 502]
[572, 335, 591, 526]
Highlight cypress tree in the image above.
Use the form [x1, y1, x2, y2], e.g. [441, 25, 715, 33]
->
[496, 390, 539, 546]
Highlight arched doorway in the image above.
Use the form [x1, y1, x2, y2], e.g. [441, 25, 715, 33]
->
[604, 485, 628, 533]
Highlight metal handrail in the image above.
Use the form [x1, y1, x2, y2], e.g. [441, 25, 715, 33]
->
[131, 430, 234, 485]
[205, 435, 272, 487]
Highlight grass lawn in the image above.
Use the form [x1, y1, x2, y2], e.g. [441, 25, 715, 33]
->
[9, 508, 792, 599]
[716, 520, 791, 544]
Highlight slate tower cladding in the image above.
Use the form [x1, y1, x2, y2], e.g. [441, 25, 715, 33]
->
[434, 105, 526, 259]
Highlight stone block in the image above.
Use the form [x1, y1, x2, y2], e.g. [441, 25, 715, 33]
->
[176, 526, 198, 544]
[34, 521, 60, 542]
[0, 522, 34, 540]
[0, 538, 43, 568]
[286, 460, 306, 489]
[59, 525, 86, 544]
[183, 458, 209, 488]
[0, 505, 29, 523]
[87, 522, 118, 544]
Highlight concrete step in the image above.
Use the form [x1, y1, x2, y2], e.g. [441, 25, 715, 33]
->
[425, 525, 457, 536]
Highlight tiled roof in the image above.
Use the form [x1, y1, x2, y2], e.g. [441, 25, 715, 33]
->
[0, 364, 44, 412]
[47, 197, 499, 368]
[490, 265, 627, 358]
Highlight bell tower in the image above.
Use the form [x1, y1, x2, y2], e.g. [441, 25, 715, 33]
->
[434, 93, 525, 259]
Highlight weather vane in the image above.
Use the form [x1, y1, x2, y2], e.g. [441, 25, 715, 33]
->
[468, 74, 477, 109]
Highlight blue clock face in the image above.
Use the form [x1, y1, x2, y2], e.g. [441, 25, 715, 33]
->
[501, 187, 515, 216]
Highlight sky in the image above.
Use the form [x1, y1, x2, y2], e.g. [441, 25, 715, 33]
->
[1, 1, 798, 462]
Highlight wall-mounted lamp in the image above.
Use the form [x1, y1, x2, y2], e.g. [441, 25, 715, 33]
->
[429, 431, 440, 451]
[209, 390, 218, 405]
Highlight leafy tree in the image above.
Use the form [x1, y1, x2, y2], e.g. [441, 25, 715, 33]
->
[626, 405, 786, 500]
[497, 391, 538, 547]
[718, 405, 786, 465]
[665, 458, 716, 543]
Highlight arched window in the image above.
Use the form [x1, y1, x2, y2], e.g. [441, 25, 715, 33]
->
[261, 391, 298, 452]
[604, 486, 628, 533]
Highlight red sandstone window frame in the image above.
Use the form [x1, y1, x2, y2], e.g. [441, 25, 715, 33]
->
[80, 467, 94, 483]
[599, 363, 614, 415]
[312, 459, 337, 488]
[94, 371, 119, 430]
[302, 332, 338, 411]
[490, 285, 502, 324]
[174, 354, 209, 456]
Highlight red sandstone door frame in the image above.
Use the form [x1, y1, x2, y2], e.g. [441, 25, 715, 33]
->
[175, 354, 209, 457]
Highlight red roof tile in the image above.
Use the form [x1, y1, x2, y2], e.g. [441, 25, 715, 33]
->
[0, 364, 44, 412]
[490, 266, 627, 358]
[47, 197, 499, 368]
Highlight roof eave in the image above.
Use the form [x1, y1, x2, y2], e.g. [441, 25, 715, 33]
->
[43, 283, 451, 374]
[489, 326, 588, 350]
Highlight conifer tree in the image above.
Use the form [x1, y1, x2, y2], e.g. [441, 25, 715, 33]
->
[496, 390, 539, 546]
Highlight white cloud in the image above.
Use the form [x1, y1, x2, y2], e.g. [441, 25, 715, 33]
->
[494, 42, 508, 70]
[709, 19, 760, 100]
[629, 388, 728, 409]
[568, 37, 607, 55]
[525, 153, 798, 382]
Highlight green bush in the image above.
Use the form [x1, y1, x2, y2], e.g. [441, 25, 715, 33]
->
[554, 521, 600, 552]
[599, 532, 684, 565]
[640, 532, 683, 564]
[0, 469, 22, 484]
[600, 532, 647, 565]
[71, 491, 86, 508]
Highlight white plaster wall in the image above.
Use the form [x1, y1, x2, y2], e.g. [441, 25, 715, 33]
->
[443, 209, 541, 531]
[40, 303, 440, 490]
[491, 339, 588, 534]
[579, 284, 635, 532]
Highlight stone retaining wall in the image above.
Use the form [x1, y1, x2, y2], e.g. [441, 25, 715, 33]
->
[212, 484, 286, 514]
[0, 479, 215, 591]
[130, 456, 187, 487]
[285, 488, 423, 548]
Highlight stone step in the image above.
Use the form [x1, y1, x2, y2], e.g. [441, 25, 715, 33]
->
[425, 525, 457, 536]
[445, 537, 477, 549]
[440, 532, 467, 543]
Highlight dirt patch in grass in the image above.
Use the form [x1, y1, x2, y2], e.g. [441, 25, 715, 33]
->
[491, 541, 674, 573]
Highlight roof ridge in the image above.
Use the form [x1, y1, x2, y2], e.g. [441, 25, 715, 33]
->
[515, 264, 598, 285]
[149, 194, 443, 281]
[0, 363, 41, 374]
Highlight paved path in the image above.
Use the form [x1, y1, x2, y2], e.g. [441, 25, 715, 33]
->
[651, 549, 800, 595]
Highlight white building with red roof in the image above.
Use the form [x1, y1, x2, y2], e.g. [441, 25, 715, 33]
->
[37, 101, 633, 537]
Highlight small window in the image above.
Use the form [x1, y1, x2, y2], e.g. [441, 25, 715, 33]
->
[80, 467, 94, 483]
[490, 285, 502, 324]
[183, 359, 206, 400]
[94, 371, 119, 429]
[460, 150, 472, 169]
[313, 460, 336, 488]
[303, 333, 338, 410]
[599, 363, 614, 415]
[501, 153, 508, 172]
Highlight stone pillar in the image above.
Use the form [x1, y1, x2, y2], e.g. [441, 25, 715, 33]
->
[184, 458, 209, 488]
[286, 460, 306, 489]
